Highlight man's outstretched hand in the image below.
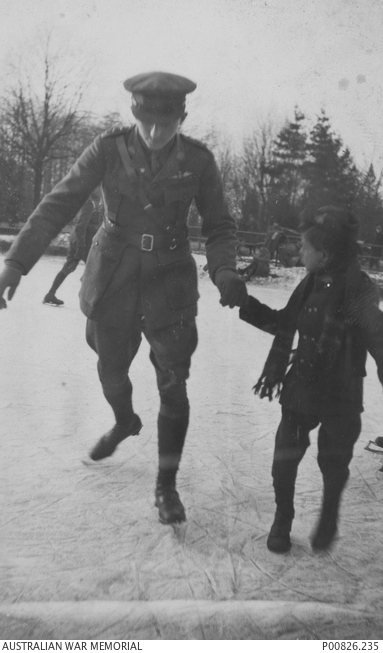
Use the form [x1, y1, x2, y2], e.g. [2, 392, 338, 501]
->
[215, 268, 248, 309]
[0, 266, 22, 309]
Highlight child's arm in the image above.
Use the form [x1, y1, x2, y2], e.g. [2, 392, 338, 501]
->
[239, 294, 283, 335]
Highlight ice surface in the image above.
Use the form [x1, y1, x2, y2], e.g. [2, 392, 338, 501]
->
[0, 253, 382, 638]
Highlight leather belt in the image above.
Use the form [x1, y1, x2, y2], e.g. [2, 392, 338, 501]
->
[103, 216, 187, 251]
[125, 230, 186, 252]
[103, 216, 188, 252]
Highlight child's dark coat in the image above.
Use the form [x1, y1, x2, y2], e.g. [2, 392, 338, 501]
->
[240, 268, 383, 416]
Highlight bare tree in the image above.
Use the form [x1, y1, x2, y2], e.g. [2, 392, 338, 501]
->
[1, 35, 87, 208]
[240, 117, 280, 231]
[201, 128, 243, 223]
[42, 111, 125, 195]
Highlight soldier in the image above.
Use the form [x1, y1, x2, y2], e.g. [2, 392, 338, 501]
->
[43, 190, 103, 306]
[0, 71, 247, 525]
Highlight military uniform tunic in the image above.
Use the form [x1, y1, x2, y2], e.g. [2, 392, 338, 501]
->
[6, 126, 238, 330]
[6, 125, 239, 423]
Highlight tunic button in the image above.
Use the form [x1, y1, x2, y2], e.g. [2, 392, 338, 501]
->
[166, 226, 170, 231]
[94, 241, 99, 246]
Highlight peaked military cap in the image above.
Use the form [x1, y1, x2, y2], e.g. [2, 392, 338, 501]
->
[123, 71, 196, 122]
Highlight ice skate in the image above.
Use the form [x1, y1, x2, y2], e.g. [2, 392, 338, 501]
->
[267, 510, 292, 553]
[155, 485, 186, 524]
[364, 439, 383, 454]
[311, 516, 338, 551]
[89, 414, 142, 461]
[43, 293, 64, 306]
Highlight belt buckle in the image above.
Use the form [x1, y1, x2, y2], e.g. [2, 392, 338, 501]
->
[141, 234, 154, 251]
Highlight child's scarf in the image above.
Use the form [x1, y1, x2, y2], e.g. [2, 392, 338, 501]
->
[254, 259, 363, 400]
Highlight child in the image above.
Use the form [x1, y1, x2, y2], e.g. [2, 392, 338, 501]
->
[239, 206, 383, 553]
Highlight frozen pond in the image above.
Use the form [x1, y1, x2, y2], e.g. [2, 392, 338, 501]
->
[1, 253, 383, 639]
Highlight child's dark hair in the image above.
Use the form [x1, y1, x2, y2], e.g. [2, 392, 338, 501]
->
[299, 206, 360, 270]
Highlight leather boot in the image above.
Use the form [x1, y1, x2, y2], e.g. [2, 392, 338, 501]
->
[311, 506, 338, 551]
[311, 476, 346, 551]
[155, 411, 188, 524]
[269, 474, 295, 553]
[89, 414, 142, 461]
[43, 271, 68, 304]
[155, 482, 186, 525]
[43, 294, 64, 306]
[267, 510, 293, 553]
[269, 434, 304, 553]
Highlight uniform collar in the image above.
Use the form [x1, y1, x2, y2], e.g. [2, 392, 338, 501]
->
[130, 127, 185, 181]
[137, 131, 175, 162]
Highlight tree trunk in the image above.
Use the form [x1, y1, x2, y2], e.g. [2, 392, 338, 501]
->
[33, 162, 44, 209]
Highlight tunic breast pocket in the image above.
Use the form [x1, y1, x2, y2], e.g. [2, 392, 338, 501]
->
[117, 176, 138, 201]
[164, 182, 198, 206]
[103, 170, 138, 205]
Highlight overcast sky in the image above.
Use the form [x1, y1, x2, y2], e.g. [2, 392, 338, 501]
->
[1, 0, 382, 171]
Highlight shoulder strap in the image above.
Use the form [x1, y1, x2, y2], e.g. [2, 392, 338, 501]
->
[115, 134, 185, 237]
[115, 135, 153, 212]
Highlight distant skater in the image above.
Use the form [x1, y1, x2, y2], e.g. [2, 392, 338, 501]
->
[43, 191, 103, 306]
[240, 206, 383, 553]
[369, 224, 383, 271]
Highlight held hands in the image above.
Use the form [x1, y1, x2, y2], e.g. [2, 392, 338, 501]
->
[0, 266, 22, 309]
[215, 268, 248, 309]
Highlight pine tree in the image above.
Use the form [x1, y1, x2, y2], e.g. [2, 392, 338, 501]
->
[303, 110, 359, 211]
[268, 107, 308, 228]
[355, 164, 383, 240]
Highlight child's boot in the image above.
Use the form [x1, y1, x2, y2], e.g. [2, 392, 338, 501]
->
[268, 460, 297, 553]
[267, 510, 293, 552]
[311, 504, 338, 551]
[311, 474, 347, 551]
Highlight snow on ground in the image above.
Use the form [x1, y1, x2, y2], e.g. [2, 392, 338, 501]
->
[1, 253, 383, 639]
